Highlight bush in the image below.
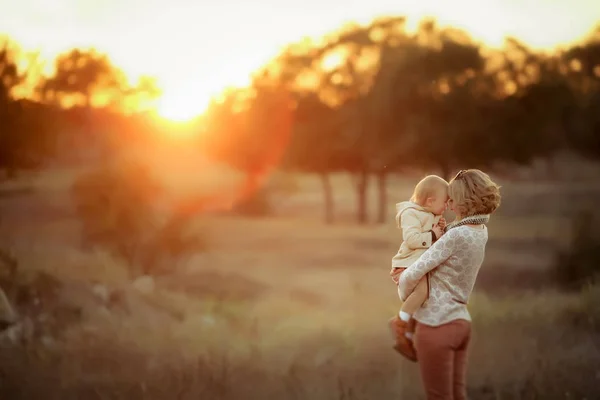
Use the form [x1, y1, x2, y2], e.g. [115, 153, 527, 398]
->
[0, 247, 74, 341]
[71, 160, 207, 276]
[564, 282, 600, 332]
[233, 186, 272, 216]
[141, 212, 209, 275]
[555, 209, 600, 291]
[71, 160, 161, 266]
[232, 171, 298, 217]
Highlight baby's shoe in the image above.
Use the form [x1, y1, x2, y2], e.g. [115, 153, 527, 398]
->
[388, 315, 417, 362]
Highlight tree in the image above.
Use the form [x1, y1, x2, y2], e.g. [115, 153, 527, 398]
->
[197, 17, 600, 225]
[38, 48, 160, 111]
[384, 22, 488, 180]
[295, 17, 410, 224]
[365, 34, 428, 222]
[0, 42, 24, 177]
[36, 48, 160, 163]
[284, 18, 492, 223]
[560, 28, 600, 159]
[201, 79, 294, 212]
[0, 41, 54, 177]
[40, 49, 124, 108]
[284, 93, 343, 223]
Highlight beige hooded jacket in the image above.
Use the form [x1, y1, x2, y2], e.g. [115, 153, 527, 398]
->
[391, 201, 441, 268]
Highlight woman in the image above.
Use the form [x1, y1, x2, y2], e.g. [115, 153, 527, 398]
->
[396, 169, 501, 400]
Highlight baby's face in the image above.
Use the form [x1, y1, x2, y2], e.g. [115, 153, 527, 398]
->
[429, 188, 449, 216]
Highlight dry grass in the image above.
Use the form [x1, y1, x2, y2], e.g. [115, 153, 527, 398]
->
[1, 163, 599, 399]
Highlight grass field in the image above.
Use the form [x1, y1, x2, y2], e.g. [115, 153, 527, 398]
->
[0, 159, 599, 399]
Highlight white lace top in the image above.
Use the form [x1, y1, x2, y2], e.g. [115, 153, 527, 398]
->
[398, 225, 488, 326]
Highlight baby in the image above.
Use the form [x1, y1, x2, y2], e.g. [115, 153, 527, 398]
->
[388, 175, 448, 356]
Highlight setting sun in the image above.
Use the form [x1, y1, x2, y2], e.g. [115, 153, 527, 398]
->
[151, 64, 256, 122]
[155, 91, 209, 122]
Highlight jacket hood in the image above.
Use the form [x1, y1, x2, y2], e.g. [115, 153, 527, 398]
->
[395, 201, 426, 226]
[396, 201, 425, 215]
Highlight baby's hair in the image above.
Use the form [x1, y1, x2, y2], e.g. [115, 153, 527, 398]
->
[410, 175, 449, 207]
[448, 169, 501, 217]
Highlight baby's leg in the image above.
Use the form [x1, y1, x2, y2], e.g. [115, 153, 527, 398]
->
[399, 276, 428, 340]
[400, 277, 428, 315]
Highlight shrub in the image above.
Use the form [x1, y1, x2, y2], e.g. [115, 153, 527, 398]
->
[233, 186, 272, 216]
[232, 171, 298, 217]
[141, 212, 209, 275]
[71, 160, 160, 264]
[564, 281, 600, 332]
[555, 209, 600, 291]
[71, 160, 207, 276]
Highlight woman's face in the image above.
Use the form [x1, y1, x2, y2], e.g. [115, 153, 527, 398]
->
[448, 196, 460, 218]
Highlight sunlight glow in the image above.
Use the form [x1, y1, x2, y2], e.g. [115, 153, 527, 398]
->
[321, 51, 345, 71]
[156, 92, 209, 122]
[1, 0, 598, 120]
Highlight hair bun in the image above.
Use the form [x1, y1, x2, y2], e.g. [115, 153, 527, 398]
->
[480, 187, 501, 213]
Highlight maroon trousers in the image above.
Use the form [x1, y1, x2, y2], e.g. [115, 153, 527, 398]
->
[413, 319, 472, 400]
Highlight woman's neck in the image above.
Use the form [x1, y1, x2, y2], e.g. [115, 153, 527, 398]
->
[445, 214, 491, 232]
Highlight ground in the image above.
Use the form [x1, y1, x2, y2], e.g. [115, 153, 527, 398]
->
[0, 157, 599, 399]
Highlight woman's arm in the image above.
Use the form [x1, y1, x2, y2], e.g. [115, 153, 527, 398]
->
[398, 228, 459, 300]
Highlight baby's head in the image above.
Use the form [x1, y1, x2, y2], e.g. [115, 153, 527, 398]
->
[410, 175, 449, 216]
[448, 169, 501, 219]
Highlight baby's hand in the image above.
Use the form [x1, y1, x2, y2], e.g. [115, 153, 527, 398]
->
[439, 217, 447, 230]
[390, 267, 402, 285]
[432, 225, 444, 240]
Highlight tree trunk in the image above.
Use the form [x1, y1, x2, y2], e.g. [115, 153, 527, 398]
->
[376, 170, 387, 224]
[235, 172, 269, 216]
[320, 172, 334, 224]
[355, 169, 369, 225]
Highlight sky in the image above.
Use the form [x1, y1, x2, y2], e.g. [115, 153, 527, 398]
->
[1, 0, 599, 120]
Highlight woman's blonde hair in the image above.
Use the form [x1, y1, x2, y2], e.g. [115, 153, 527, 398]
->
[448, 169, 501, 217]
[410, 175, 449, 206]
